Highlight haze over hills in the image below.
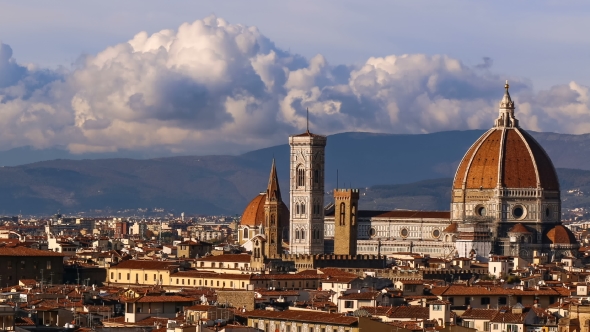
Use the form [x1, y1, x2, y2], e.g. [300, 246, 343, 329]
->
[2, 130, 590, 215]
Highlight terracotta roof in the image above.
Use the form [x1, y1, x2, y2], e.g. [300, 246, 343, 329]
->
[509, 223, 531, 233]
[196, 254, 251, 263]
[389, 306, 429, 319]
[291, 131, 326, 138]
[452, 127, 559, 191]
[171, 271, 252, 280]
[461, 308, 499, 320]
[545, 225, 577, 245]
[0, 246, 65, 257]
[443, 223, 458, 233]
[359, 306, 394, 316]
[110, 260, 178, 270]
[432, 284, 567, 296]
[124, 295, 195, 303]
[241, 310, 357, 325]
[240, 194, 289, 227]
[339, 291, 380, 300]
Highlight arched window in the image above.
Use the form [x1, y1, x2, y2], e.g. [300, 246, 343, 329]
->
[301, 230, 305, 240]
[297, 166, 305, 187]
[296, 203, 300, 215]
[351, 204, 357, 225]
[271, 214, 275, 225]
[295, 229, 300, 240]
[314, 168, 320, 184]
[339, 202, 346, 225]
[243, 227, 249, 239]
[301, 203, 306, 215]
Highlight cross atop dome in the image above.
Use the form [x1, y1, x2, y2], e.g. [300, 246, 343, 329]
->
[494, 80, 519, 128]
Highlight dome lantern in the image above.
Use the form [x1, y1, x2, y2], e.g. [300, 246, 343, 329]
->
[495, 80, 519, 128]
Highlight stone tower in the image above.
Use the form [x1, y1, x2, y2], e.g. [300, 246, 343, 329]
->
[289, 128, 327, 254]
[264, 159, 283, 258]
[333, 188, 359, 256]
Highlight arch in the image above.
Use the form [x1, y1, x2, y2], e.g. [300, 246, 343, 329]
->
[339, 202, 346, 225]
[520, 236, 525, 243]
[313, 167, 320, 185]
[301, 230, 306, 240]
[243, 227, 249, 239]
[296, 203, 300, 215]
[295, 229, 300, 240]
[297, 165, 305, 187]
[301, 203, 306, 215]
[351, 203, 357, 225]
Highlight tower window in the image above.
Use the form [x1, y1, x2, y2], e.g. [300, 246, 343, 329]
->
[297, 167, 305, 187]
[271, 215, 275, 225]
[314, 168, 320, 184]
[351, 204, 356, 225]
[339, 202, 346, 226]
[243, 227, 249, 239]
[296, 229, 300, 240]
[301, 230, 305, 240]
[296, 203, 300, 215]
[301, 203, 306, 214]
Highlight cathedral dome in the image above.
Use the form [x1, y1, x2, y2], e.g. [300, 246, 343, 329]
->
[240, 193, 289, 227]
[545, 225, 577, 245]
[452, 83, 559, 193]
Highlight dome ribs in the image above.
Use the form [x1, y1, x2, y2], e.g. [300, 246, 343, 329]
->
[501, 129, 537, 188]
[519, 130, 560, 191]
[465, 129, 503, 189]
[453, 130, 491, 189]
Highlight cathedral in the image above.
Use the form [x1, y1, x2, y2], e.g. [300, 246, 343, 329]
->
[238, 82, 578, 266]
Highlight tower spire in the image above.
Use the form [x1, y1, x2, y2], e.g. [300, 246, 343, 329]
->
[494, 80, 518, 128]
[266, 158, 281, 202]
[306, 108, 309, 133]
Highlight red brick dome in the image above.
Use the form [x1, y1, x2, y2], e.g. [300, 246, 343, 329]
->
[545, 225, 577, 245]
[453, 83, 559, 193]
[453, 127, 559, 191]
[240, 193, 289, 227]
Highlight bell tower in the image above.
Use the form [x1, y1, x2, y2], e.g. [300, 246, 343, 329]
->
[333, 189, 359, 256]
[264, 159, 283, 258]
[289, 124, 327, 254]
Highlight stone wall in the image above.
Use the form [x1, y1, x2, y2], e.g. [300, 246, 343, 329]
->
[217, 290, 255, 311]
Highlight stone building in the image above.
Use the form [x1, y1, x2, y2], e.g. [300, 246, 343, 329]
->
[0, 246, 65, 284]
[238, 82, 578, 265]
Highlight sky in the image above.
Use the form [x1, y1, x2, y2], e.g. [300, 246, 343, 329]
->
[1, 0, 590, 156]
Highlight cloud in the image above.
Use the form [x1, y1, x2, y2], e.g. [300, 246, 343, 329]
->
[1, 16, 590, 155]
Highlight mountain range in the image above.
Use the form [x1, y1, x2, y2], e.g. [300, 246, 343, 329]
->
[2, 130, 590, 215]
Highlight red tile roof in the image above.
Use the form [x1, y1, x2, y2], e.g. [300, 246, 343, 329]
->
[241, 310, 357, 325]
[110, 260, 178, 270]
[0, 246, 65, 257]
[196, 254, 252, 263]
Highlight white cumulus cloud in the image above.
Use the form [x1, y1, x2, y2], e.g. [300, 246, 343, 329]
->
[0, 15, 589, 155]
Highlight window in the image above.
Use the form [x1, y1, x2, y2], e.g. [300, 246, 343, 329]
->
[145, 274, 148, 281]
[339, 202, 346, 225]
[351, 204, 356, 225]
[301, 204, 306, 214]
[243, 228, 249, 239]
[465, 297, 471, 305]
[182, 279, 185, 285]
[301, 230, 305, 240]
[296, 229, 300, 240]
[297, 167, 305, 187]
[493, 324, 498, 330]
[110, 272, 114, 279]
[314, 169, 320, 184]
[176, 279, 179, 285]
[118, 273, 121, 279]
[20, 261, 25, 269]
[484, 322, 490, 331]
[499, 297, 507, 305]
[344, 301, 354, 308]
[432, 305, 442, 311]
[154, 274, 157, 281]
[296, 203, 300, 215]
[481, 297, 490, 305]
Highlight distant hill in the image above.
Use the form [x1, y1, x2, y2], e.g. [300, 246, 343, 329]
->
[2, 130, 590, 215]
[359, 168, 590, 212]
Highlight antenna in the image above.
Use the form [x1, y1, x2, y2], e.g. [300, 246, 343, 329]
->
[306, 108, 309, 133]
[336, 169, 339, 190]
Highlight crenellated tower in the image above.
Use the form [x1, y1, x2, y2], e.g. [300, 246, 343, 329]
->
[289, 126, 327, 254]
[333, 188, 359, 256]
